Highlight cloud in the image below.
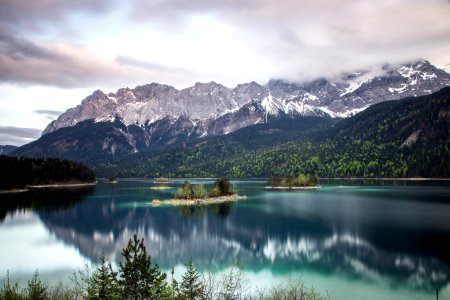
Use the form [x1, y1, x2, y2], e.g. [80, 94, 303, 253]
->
[0, 0, 115, 33]
[125, 0, 450, 81]
[0, 126, 42, 146]
[0, 31, 148, 88]
[0, 32, 59, 61]
[115, 56, 204, 85]
[0, 0, 449, 88]
[116, 56, 190, 74]
[33, 110, 64, 120]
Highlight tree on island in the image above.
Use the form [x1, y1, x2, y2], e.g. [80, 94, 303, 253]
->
[193, 184, 207, 199]
[208, 185, 221, 197]
[268, 173, 318, 188]
[208, 176, 233, 197]
[305, 174, 318, 186]
[297, 173, 306, 186]
[211, 176, 232, 196]
[286, 173, 295, 188]
[175, 181, 195, 199]
[175, 176, 233, 199]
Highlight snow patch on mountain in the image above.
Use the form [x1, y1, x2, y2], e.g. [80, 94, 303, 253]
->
[95, 116, 115, 123]
[388, 84, 408, 94]
[261, 94, 279, 115]
[318, 107, 338, 118]
[336, 105, 371, 118]
[304, 92, 318, 101]
[421, 72, 437, 80]
[398, 66, 416, 78]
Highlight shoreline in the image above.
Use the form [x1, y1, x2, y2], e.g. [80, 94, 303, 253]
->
[27, 182, 96, 189]
[0, 182, 96, 194]
[265, 186, 320, 190]
[98, 177, 450, 181]
[0, 188, 29, 194]
[149, 194, 247, 207]
[319, 177, 450, 181]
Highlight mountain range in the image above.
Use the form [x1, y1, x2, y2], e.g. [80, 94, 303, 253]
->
[42, 60, 449, 143]
[11, 60, 450, 177]
[89, 87, 449, 178]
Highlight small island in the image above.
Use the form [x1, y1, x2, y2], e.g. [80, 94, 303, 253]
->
[267, 173, 319, 189]
[150, 176, 246, 206]
[153, 177, 171, 184]
[107, 176, 118, 184]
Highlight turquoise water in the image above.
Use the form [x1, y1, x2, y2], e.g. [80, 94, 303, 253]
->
[1, 179, 450, 299]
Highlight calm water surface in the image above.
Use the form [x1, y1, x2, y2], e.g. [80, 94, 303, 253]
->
[1, 179, 449, 299]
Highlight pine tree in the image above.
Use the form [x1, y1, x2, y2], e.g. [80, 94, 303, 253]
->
[88, 256, 119, 300]
[216, 176, 231, 196]
[0, 271, 22, 300]
[26, 271, 47, 300]
[147, 262, 169, 299]
[180, 259, 204, 300]
[170, 267, 180, 299]
[119, 234, 169, 300]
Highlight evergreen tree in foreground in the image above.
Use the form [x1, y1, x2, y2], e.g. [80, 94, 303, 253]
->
[27, 270, 47, 300]
[170, 267, 180, 300]
[180, 258, 204, 300]
[119, 234, 169, 300]
[88, 256, 119, 300]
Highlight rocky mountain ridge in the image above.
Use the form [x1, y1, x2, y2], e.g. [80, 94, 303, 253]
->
[43, 60, 450, 139]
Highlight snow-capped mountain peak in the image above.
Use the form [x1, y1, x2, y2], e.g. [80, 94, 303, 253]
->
[42, 60, 450, 149]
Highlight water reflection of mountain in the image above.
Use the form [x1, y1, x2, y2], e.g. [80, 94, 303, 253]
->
[37, 188, 450, 290]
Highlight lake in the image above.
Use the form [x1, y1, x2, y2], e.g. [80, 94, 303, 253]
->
[1, 179, 450, 299]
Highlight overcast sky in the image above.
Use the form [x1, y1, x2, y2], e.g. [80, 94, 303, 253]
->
[1, 0, 450, 146]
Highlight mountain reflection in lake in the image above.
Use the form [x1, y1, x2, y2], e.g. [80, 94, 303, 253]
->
[1, 180, 449, 300]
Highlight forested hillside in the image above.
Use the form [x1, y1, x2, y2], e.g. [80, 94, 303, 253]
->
[95, 87, 450, 178]
[0, 156, 96, 190]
